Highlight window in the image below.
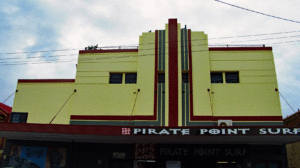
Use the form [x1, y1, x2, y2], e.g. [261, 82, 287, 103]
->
[10, 112, 28, 123]
[125, 73, 137, 84]
[109, 73, 137, 84]
[210, 72, 239, 84]
[225, 72, 239, 83]
[182, 73, 189, 83]
[109, 73, 123, 84]
[158, 73, 165, 83]
[211, 72, 223, 83]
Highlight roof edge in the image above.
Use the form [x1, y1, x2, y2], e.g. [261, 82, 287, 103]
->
[18, 79, 75, 83]
[79, 49, 138, 54]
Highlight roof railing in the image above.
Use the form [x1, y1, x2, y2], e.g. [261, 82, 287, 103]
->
[85, 46, 139, 51]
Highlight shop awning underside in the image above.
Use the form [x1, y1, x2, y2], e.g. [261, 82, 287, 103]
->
[0, 123, 299, 145]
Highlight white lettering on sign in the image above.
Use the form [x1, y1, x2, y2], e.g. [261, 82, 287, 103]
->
[228, 129, 238, 134]
[169, 129, 181, 135]
[181, 129, 190, 135]
[293, 128, 300, 134]
[159, 129, 170, 135]
[134, 128, 141, 134]
[238, 128, 250, 134]
[282, 128, 294, 134]
[259, 128, 267, 134]
[268, 128, 281, 134]
[132, 128, 300, 135]
[148, 129, 158, 134]
[200, 129, 208, 134]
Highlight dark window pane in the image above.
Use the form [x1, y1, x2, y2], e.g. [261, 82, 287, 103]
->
[19, 114, 28, 123]
[182, 73, 189, 83]
[211, 73, 223, 83]
[225, 72, 239, 83]
[158, 73, 165, 83]
[12, 114, 20, 123]
[125, 73, 137, 84]
[110, 73, 123, 84]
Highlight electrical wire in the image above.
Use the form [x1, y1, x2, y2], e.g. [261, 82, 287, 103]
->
[49, 91, 75, 124]
[215, 0, 300, 24]
[2, 91, 15, 104]
[1, 40, 299, 66]
[129, 89, 139, 126]
[0, 59, 76, 66]
[0, 54, 78, 60]
[1, 32, 300, 65]
[279, 91, 296, 113]
[1, 30, 300, 56]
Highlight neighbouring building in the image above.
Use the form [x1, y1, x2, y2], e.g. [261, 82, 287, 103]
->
[0, 103, 12, 164]
[0, 19, 299, 168]
[284, 110, 300, 168]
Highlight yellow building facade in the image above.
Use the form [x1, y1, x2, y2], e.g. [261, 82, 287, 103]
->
[12, 19, 283, 127]
[2, 18, 298, 168]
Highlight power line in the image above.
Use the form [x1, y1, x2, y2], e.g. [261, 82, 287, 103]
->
[1, 33, 300, 65]
[0, 48, 83, 55]
[0, 59, 76, 66]
[0, 40, 299, 66]
[1, 30, 300, 56]
[211, 34, 300, 45]
[0, 54, 78, 61]
[279, 91, 296, 113]
[2, 91, 15, 104]
[215, 0, 300, 24]
[49, 91, 76, 124]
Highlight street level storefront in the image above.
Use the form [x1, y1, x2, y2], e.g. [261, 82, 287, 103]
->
[0, 124, 300, 168]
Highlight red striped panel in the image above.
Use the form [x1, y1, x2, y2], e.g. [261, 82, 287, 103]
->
[18, 79, 75, 83]
[168, 19, 178, 127]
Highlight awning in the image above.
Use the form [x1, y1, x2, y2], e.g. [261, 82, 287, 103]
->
[0, 123, 299, 145]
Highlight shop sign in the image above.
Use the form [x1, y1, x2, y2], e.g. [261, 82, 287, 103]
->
[156, 144, 249, 160]
[129, 127, 300, 135]
[113, 152, 125, 159]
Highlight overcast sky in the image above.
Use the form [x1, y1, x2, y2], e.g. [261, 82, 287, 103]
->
[0, 0, 299, 118]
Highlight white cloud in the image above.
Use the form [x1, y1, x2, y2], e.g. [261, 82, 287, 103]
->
[1, 5, 19, 15]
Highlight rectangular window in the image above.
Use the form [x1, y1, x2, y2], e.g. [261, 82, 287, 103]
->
[125, 73, 137, 84]
[109, 73, 123, 84]
[225, 72, 239, 83]
[182, 73, 189, 83]
[158, 73, 165, 83]
[211, 72, 223, 83]
[10, 112, 28, 123]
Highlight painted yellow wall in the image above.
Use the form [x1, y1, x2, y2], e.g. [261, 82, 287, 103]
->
[11, 21, 282, 125]
[191, 32, 212, 117]
[209, 50, 281, 117]
[12, 83, 75, 124]
[135, 32, 156, 117]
